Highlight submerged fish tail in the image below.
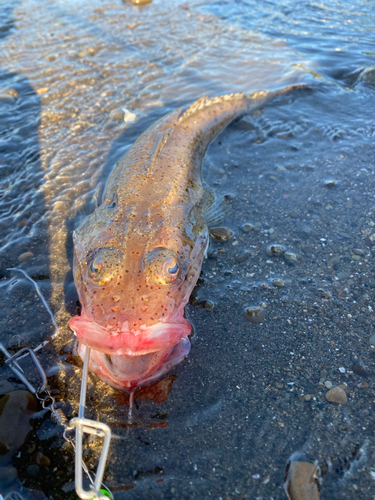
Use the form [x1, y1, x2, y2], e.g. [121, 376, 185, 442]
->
[175, 84, 309, 162]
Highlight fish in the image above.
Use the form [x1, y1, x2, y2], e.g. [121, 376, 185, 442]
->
[69, 84, 308, 392]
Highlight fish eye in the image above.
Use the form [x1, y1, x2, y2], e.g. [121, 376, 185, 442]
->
[88, 247, 122, 285]
[145, 249, 181, 285]
[90, 262, 101, 274]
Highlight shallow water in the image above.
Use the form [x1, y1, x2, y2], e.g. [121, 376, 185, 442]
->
[1, 0, 375, 498]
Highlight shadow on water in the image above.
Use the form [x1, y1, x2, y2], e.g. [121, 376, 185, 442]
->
[0, 0, 46, 318]
[0, 2, 52, 499]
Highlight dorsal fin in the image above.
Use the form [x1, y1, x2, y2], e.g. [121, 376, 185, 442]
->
[176, 91, 269, 125]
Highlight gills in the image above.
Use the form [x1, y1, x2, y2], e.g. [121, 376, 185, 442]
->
[69, 84, 307, 392]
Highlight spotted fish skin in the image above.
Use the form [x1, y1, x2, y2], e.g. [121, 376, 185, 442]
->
[69, 84, 308, 392]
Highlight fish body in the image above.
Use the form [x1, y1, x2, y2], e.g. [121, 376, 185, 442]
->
[69, 84, 307, 392]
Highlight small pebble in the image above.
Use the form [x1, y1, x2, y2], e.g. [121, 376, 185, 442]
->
[61, 482, 76, 493]
[208, 249, 218, 259]
[18, 251, 34, 262]
[369, 334, 375, 345]
[0, 391, 38, 462]
[209, 227, 233, 241]
[326, 387, 347, 404]
[123, 108, 137, 122]
[235, 250, 250, 263]
[338, 232, 351, 240]
[272, 278, 284, 287]
[352, 255, 361, 261]
[204, 300, 214, 310]
[338, 367, 345, 373]
[266, 243, 285, 257]
[324, 381, 332, 389]
[300, 226, 314, 238]
[242, 223, 257, 232]
[36, 451, 51, 467]
[328, 256, 341, 266]
[128, 0, 152, 5]
[284, 461, 320, 500]
[352, 360, 369, 377]
[8, 88, 19, 99]
[324, 179, 338, 188]
[284, 252, 297, 264]
[245, 306, 265, 323]
[18, 218, 28, 228]
[108, 108, 124, 122]
[353, 248, 365, 255]
[336, 271, 349, 280]
[27, 464, 40, 477]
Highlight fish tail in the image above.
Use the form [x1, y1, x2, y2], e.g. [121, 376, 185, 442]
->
[177, 83, 311, 125]
[242, 83, 311, 112]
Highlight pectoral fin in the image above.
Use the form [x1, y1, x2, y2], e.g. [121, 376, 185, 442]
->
[199, 186, 228, 228]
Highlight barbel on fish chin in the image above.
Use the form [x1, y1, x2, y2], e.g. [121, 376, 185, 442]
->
[69, 84, 309, 392]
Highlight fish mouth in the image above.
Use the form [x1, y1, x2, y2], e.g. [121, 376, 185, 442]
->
[69, 305, 191, 356]
[77, 337, 191, 392]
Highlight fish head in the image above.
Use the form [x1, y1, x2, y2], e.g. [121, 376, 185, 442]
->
[69, 203, 208, 363]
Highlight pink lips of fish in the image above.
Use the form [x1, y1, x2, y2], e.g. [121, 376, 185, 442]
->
[70, 305, 191, 356]
[70, 305, 192, 392]
[76, 335, 191, 393]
